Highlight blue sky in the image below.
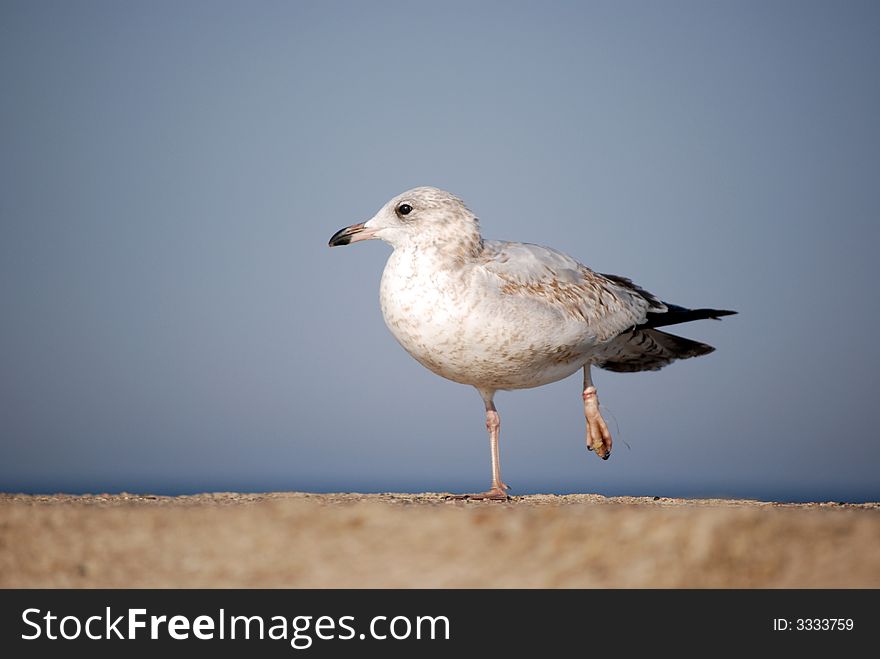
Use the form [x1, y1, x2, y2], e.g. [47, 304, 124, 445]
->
[1, 0, 878, 500]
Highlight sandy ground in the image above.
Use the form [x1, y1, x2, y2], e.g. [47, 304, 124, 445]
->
[1, 492, 878, 588]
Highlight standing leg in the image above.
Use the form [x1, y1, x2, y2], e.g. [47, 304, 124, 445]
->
[483, 395, 508, 496]
[449, 389, 510, 500]
[583, 365, 612, 460]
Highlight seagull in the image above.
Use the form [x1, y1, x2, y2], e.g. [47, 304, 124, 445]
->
[329, 187, 735, 500]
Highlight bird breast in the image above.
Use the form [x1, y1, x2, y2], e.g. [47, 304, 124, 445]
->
[378, 248, 595, 390]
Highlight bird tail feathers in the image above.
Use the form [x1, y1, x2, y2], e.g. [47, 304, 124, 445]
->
[595, 329, 715, 373]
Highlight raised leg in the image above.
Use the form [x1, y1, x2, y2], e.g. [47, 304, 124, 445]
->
[449, 389, 510, 500]
[583, 365, 612, 460]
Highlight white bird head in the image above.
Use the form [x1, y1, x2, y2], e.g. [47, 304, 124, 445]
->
[329, 186, 483, 258]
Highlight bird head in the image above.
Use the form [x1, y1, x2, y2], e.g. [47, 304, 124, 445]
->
[328, 186, 483, 258]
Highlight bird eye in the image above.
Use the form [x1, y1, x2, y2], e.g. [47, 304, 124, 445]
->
[397, 203, 413, 216]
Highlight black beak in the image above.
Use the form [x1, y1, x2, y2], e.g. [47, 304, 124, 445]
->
[328, 222, 370, 247]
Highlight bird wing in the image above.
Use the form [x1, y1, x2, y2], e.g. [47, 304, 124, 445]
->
[476, 241, 667, 342]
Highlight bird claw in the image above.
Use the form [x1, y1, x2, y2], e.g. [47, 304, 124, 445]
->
[587, 445, 612, 459]
[586, 422, 612, 460]
[584, 387, 612, 460]
[447, 486, 510, 501]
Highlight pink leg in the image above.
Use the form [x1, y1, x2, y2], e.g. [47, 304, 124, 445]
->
[583, 367, 612, 460]
[449, 394, 510, 500]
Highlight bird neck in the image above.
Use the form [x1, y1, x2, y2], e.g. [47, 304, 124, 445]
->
[405, 222, 484, 266]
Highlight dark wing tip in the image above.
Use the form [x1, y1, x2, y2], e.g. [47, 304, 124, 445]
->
[640, 306, 737, 330]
